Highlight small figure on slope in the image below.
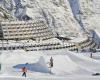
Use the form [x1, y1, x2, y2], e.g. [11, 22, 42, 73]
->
[49, 57, 53, 68]
[22, 67, 27, 77]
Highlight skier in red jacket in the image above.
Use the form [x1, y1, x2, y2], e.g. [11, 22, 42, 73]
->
[22, 67, 27, 77]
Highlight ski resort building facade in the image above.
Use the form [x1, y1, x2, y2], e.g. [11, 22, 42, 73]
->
[0, 19, 99, 51]
[0, 20, 54, 40]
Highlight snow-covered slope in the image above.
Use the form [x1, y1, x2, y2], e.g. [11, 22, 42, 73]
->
[78, 0, 100, 30]
[1, 50, 100, 77]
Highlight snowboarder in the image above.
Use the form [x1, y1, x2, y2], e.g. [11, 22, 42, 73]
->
[22, 67, 27, 77]
[49, 57, 53, 68]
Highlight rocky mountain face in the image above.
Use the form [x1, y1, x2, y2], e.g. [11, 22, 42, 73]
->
[0, 0, 100, 37]
[69, 0, 100, 32]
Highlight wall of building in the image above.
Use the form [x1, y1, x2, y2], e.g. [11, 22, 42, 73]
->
[0, 20, 54, 40]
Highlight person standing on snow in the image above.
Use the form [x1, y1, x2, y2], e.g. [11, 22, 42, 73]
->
[22, 67, 27, 77]
[50, 57, 53, 68]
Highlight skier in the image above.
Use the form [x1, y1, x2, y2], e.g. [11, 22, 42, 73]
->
[76, 48, 78, 52]
[49, 57, 53, 68]
[0, 63, 1, 71]
[22, 67, 27, 77]
[90, 52, 93, 58]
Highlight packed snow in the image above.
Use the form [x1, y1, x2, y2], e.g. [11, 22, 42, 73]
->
[0, 49, 100, 80]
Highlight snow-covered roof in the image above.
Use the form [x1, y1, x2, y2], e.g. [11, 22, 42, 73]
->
[42, 38, 62, 43]
[70, 37, 88, 43]
[0, 38, 62, 47]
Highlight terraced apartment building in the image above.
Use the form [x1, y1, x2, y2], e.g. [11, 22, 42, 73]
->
[0, 19, 99, 51]
[0, 20, 54, 40]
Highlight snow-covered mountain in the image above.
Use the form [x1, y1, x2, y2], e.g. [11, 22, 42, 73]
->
[69, 0, 100, 32]
[0, 0, 100, 37]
